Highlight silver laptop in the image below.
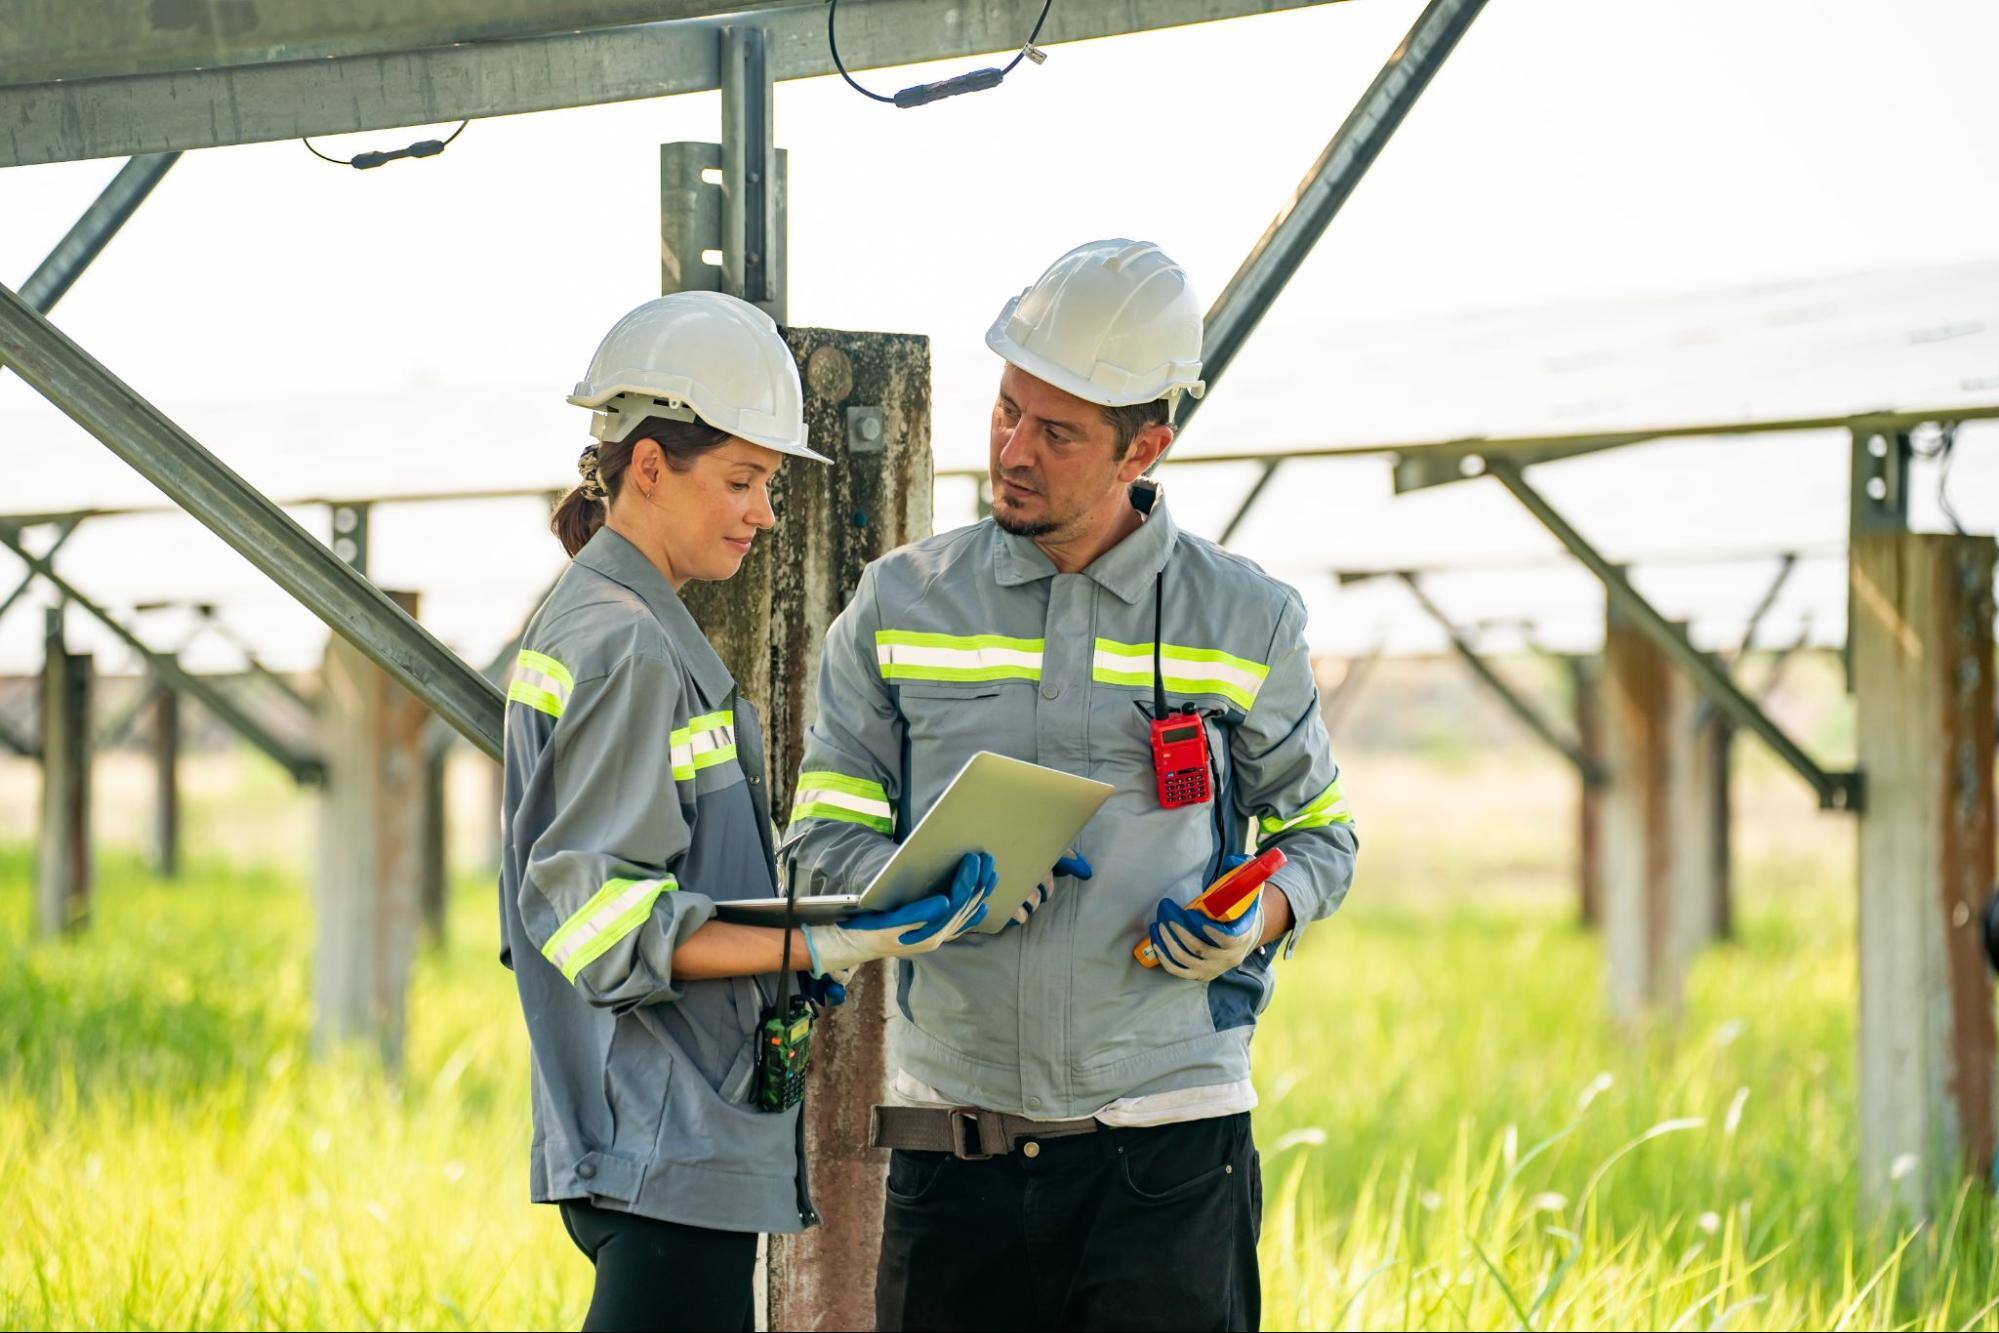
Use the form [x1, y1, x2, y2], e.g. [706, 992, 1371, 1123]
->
[717, 751, 1112, 934]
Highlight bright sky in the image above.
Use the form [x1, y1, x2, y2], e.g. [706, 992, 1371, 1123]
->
[1, 0, 1996, 673]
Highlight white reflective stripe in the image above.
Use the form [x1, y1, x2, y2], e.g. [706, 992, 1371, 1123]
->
[792, 784, 893, 823]
[543, 876, 671, 981]
[512, 662, 568, 699]
[876, 642, 1044, 673]
[671, 720, 736, 777]
[1090, 643, 1266, 698]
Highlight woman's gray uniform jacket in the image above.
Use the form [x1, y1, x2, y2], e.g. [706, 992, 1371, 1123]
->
[499, 526, 810, 1235]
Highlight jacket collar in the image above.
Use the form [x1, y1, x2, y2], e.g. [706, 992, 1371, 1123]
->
[574, 526, 736, 700]
[992, 479, 1178, 606]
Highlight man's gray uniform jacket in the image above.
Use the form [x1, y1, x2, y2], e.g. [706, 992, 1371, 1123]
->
[500, 527, 809, 1235]
[783, 486, 1357, 1120]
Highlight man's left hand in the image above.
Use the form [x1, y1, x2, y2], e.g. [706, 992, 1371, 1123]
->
[1008, 851, 1094, 928]
[1147, 889, 1264, 981]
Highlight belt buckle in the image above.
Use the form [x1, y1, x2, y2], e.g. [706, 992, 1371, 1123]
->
[948, 1108, 994, 1161]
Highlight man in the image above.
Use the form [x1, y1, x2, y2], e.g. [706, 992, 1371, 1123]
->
[783, 239, 1357, 1332]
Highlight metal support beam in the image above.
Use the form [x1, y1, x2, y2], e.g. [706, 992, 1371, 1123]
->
[0, 525, 325, 784]
[1217, 459, 1283, 546]
[36, 609, 91, 936]
[1487, 458, 1861, 811]
[1, 0, 1349, 167]
[1397, 572, 1604, 785]
[1566, 653, 1605, 929]
[0, 521, 76, 625]
[721, 24, 781, 321]
[196, 607, 319, 716]
[1178, 0, 1487, 431]
[20, 155, 181, 314]
[0, 283, 505, 761]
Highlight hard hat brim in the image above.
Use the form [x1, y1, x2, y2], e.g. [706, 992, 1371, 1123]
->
[984, 301, 1205, 409]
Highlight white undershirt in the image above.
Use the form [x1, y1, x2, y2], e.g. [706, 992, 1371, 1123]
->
[890, 1068, 1257, 1129]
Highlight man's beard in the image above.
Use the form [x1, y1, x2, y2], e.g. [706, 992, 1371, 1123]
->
[993, 508, 1058, 538]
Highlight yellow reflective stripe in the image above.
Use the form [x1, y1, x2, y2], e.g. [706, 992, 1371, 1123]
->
[1259, 778, 1352, 837]
[542, 875, 676, 982]
[670, 710, 737, 782]
[509, 649, 575, 718]
[876, 630, 1043, 684]
[791, 770, 894, 834]
[1091, 638, 1270, 713]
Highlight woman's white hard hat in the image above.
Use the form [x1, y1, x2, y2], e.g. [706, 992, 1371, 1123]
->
[984, 239, 1207, 409]
[568, 290, 829, 463]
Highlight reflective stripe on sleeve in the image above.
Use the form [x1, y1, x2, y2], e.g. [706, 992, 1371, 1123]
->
[1091, 638, 1270, 713]
[790, 770, 894, 834]
[508, 648, 575, 719]
[876, 630, 1044, 684]
[541, 875, 676, 983]
[1259, 778, 1352, 838]
[670, 710, 737, 781]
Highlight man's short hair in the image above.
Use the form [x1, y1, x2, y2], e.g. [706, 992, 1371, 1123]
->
[1100, 396, 1173, 458]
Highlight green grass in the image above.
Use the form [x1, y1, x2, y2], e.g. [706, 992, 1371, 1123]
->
[0, 843, 1993, 1330]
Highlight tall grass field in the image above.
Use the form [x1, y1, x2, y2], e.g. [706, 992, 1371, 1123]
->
[1, 741, 1995, 1329]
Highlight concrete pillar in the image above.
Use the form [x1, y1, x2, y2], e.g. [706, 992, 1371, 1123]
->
[682, 328, 932, 1331]
[36, 607, 91, 935]
[148, 684, 180, 879]
[1851, 531, 1997, 1219]
[1600, 612, 1723, 1019]
[420, 745, 448, 947]
[314, 589, 428, 1068]
[1569, 654, 1605, 930]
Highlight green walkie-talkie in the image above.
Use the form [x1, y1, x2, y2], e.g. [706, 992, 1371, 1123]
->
[754, 868, 812, 1113]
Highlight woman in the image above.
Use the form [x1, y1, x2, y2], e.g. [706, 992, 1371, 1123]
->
[499, 290, 993, 1332]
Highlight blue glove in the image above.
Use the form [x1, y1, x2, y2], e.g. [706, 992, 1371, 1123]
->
[1148, 854, 1261, 981]
[802, 852, 995, 975]
[1007, 851, 1094, 928]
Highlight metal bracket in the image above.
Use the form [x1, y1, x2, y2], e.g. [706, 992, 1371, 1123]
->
[331, 501, 370, 574]
[661, 25, 788, 321]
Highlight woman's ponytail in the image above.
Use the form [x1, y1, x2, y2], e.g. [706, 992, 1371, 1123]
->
[550, 484, 605, 557]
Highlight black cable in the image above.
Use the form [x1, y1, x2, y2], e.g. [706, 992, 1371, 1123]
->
[1152, 570, 1168, 721]
[828, 0, 1054, 108]
[303, 120, 468, 170]
[1912, 421, 1968, 536]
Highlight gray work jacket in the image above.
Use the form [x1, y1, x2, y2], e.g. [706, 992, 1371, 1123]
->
[782, 483, 1358, 1119]
[499, 526, 810, 1235]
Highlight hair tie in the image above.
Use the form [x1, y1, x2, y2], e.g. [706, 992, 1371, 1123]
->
[577, 444, 609, 502]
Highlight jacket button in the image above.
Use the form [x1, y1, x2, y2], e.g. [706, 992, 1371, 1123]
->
[1040, 683, 1060, 701]
[1022, 1141, 1040, 1159]
[577, 1161, 596, 1181]
[1025, 1096, 1042, 1109]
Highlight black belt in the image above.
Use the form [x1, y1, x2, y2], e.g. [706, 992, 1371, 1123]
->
[869, 1105, 1099, 1160]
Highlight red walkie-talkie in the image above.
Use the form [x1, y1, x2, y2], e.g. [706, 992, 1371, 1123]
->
[1147, 570, 1212, 810]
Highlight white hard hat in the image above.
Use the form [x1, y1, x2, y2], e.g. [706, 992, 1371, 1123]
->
[568, 290, 828, 463]
[984, 239, 1207, 409]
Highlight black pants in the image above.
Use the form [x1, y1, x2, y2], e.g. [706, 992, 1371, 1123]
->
[559, 1200, 757, 1333]
[876, 1112, 1261, 1332]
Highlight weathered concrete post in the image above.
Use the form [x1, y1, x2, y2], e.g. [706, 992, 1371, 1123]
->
[1599, 611, 1722, 1019]
[1568, 653, 1604, 930]
[681, 329, 931, 1331]
[36, 606, 91, 935]
[419, 745, 449, 946]
[314, 589, 429, 1067]
[148, 683, 180, 879]
[1851, 531, 1997, 1219]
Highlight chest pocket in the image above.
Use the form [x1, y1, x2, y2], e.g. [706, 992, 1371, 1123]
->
[895, 683, 1034, 818]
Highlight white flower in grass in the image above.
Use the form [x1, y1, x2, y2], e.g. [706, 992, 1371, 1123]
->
[1419, 1190, 1443, 1212]
[1577, 1072, 1614, 1110]
[1528, 1192, 1568, 1213]
[1711, 1018, 1745, 1047]
[1889, 1152, 1920, 1181]
[1697, 1211, 1721, 1234]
